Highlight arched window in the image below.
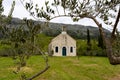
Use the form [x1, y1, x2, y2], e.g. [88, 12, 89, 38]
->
[55, 46, 58, 53]
[70, 47, 73, 53]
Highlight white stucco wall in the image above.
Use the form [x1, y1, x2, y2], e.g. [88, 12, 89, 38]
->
[49, 31, 76, 56]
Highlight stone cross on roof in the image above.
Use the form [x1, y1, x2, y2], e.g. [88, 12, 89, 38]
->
[62, 26, 67, 34]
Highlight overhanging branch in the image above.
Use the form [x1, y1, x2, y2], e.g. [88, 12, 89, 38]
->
[111, 6, 120, 39]
[26, 43, 50, 80]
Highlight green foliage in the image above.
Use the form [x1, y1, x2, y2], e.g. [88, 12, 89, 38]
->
[77, 40, 87, 56]
[43, 27, 61, 37]
[1, 0, 49, 79]
[87, 29, 90, 44]
[0, 1, 15, 40]
[77, 39, 106, 56]
[0, 33, 106, 57]
[98, 34, 105, 49]
[0, 40, 14, 56]
[31, 32, 107, 57]
[35, 33, 52, 52]
[0, 18, 43, 73]
[87, 29, 92, 51]
[23, 0, 54, 20]
[22, 0, 120, 26]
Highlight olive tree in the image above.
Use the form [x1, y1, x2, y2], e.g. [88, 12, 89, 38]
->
[0, 0, 50, 79]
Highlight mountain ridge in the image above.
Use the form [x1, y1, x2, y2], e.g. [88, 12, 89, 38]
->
[10, 17, 111, 39]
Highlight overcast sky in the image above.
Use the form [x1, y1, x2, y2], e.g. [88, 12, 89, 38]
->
[2, 0, 120, 31]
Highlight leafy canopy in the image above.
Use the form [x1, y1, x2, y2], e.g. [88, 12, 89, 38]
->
[21, 0, 120, 26]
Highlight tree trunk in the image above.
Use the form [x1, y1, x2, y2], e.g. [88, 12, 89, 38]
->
[105, 39, 120, 65]
[99, 24, 120, 65]
[91, 16, 120, 65]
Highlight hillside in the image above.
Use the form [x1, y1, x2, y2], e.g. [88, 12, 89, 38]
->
[9, 17, 111, 39]
[43, 22, 111, 39]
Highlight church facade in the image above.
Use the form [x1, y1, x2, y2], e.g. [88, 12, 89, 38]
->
[48, 31, 76, 56]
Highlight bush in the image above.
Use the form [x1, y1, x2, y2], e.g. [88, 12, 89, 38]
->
[0, 48, 15, 57]
[84, 49, 106, 56]
[0, 41, 15, 56]
[77, 39, 107, 57]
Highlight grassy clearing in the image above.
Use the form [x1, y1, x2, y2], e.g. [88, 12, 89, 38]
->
[0, 56, 120, 80]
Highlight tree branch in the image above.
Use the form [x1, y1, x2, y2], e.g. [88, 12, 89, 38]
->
[50, 14, 70, 20]
[26, 43, 50, 80]
[55, 5, 60, 16]
[19, 0, 43, 21]
[111, 6, 120, 40]
[27, 66, 50, 80]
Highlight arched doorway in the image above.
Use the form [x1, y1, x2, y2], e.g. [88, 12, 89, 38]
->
[62, 47, 66, 56]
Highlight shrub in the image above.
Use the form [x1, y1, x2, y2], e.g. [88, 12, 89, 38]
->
[77, 39, 107, 57]
[0, 48, 15, 57]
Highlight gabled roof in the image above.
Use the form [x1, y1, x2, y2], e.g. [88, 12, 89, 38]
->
[51, 31, 76, 43]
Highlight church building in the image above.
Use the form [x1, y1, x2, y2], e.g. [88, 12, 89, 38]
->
[48, 27, 76, 56]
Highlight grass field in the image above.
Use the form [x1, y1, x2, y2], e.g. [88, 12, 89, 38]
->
[0, 56, 120, 80]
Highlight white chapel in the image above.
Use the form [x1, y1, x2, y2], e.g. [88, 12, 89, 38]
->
[48, 27, 76, 56]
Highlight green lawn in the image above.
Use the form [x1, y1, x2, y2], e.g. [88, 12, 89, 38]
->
[0, 56, 120, 80]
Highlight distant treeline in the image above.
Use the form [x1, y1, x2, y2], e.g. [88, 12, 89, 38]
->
[42, 25, 111, 39]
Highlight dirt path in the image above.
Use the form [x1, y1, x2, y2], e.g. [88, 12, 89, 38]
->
[109, 75, 120, 80]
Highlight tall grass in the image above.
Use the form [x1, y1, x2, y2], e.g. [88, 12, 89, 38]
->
[0, 56, 120, 80]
